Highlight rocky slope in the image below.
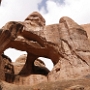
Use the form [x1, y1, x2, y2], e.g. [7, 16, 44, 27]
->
[0, 11, 90, 89]
[1, 78, 90, 90]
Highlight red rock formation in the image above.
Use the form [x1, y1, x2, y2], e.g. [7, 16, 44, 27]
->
[25, 11, 45, 27]
[48, 17, 90, 81]
[0, 11, 90, 87]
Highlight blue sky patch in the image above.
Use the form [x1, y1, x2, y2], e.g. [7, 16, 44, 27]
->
[38, 0, 65, 13]
[38, 0, 48, 13]
[53, 0, 65, 4]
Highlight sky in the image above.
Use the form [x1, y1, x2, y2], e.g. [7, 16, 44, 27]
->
[0, 0, 90, 70]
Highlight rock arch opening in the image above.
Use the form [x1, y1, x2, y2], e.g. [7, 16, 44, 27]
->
[4, 48, 27, 62]
[4, 48, 54, 72]
[0, 20, 60, 76]
[38, 57, 54, 71]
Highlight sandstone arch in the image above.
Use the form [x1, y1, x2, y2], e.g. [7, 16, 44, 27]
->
[0, 22, 60, 75]
[0, 12, 90, 86]
[0, 12, 60, 76]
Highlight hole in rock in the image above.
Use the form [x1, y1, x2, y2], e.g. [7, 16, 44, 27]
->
[4, 48, 54, 71]
[4, 48, 27, 62]
[38, 57, 54, 71]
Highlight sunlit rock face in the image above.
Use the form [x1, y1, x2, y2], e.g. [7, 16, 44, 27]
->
[48, 16, 90, 81]
[82, 24, 90, 39]
[0, 11, 90, 88]
[24, 11, 46, 27]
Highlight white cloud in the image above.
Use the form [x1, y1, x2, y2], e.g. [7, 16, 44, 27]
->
[40, 0, 90, 25]
[0, 0, 42, 28]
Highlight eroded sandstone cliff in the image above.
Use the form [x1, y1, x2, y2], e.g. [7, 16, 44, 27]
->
[0, 11, 90, 89]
